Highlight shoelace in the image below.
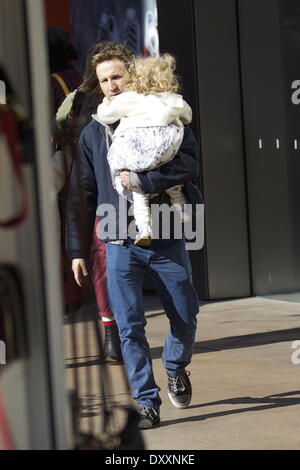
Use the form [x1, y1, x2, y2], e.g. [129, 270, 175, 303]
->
[168, 371, 190, 393]
[139, 406, 158, 418]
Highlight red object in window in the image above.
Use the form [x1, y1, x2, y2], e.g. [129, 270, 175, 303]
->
[0, 109, 28, 228]
[44, 0, 70, 30]
[0, 390, 14, 450]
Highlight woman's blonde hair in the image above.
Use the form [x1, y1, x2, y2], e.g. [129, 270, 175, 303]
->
[125, 53, 180, 95]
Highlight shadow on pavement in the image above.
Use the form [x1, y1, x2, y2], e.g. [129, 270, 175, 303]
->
[150, 327, 300, 358]
[158, 390, 300, 428]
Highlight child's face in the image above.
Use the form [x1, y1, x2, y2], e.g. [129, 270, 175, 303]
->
[96, 59, 127, 101]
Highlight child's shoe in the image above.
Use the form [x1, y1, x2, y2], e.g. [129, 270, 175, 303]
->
[134, 230, 152, 246]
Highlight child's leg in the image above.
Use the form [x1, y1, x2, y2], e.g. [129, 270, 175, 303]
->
[165, 185, 191, 223]
[165, 185, 186, 205]
[132, 191, 152, 246]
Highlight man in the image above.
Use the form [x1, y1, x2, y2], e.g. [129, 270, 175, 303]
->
[67, 43, 202, 429]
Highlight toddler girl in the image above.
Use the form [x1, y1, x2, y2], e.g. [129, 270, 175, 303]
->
[93, 53, 192, 245]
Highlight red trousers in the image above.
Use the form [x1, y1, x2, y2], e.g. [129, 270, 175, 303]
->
[90, 219, 114, 319]
[61, 213, 112, 318]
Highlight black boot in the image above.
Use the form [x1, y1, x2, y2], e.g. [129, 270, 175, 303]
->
[104, 323, 123, 363]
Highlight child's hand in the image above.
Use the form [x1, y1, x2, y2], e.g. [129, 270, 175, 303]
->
[120, 170, 132, 189]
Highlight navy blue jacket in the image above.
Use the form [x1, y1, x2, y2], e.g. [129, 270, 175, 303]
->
[66, 119, 203, 259]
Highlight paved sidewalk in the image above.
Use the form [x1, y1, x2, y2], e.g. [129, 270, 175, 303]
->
[139, 295, 300, 450]
[65, 295, 300, 450]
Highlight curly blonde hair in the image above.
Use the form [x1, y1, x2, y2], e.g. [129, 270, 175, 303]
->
[125, 53, 180, 95]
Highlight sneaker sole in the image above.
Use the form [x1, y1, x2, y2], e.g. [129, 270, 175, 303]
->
[167, 392, 191, 409]
[139, 418, 161, 430]
[134, 236, 152, 247]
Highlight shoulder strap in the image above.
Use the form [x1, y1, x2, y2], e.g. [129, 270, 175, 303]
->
[51, 73, 70, 96]
[56, 89, 77, 121]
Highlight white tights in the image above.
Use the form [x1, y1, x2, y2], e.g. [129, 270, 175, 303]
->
[132, 184, 186, 234]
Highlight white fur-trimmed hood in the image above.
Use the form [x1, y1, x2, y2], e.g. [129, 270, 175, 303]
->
[92, 91, 192, 128]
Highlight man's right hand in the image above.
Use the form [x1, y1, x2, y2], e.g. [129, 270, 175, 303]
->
[72, 258, 88, 287]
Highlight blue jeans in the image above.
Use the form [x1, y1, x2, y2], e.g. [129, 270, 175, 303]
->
[105, 239, 199, 409]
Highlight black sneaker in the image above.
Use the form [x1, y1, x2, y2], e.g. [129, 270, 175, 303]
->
[137, 405, 160, 429]
[167, 370, 192, 409]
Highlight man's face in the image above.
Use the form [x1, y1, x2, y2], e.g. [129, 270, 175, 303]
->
[96, 59, 127, 101]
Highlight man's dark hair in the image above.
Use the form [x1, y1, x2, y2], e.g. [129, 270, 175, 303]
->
[91, 42, 134, 72]
[80, 42, 134, 98]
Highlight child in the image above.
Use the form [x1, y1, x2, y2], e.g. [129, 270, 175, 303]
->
[93, 53, 192, 246]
